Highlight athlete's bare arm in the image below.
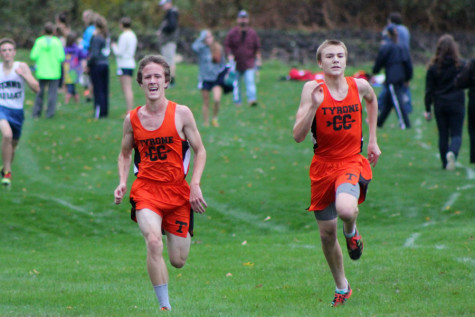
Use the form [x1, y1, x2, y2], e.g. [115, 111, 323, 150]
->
[355, 78, 381, 167]
[114, 115, 135, 204]
[16, 62, 39, 93]
[177, 105, 207, 214]
[293, 80, 324, 143]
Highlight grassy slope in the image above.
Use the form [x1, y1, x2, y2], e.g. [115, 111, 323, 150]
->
[0, 52, 474, 316]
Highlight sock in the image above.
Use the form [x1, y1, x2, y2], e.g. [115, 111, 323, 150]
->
[153, 284, 171, 310]
[336, 279, 349, 294]
[344, 227, 356, 238]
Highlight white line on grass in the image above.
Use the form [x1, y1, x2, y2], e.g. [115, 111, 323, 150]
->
[441, 192, 461, 211]
[206, 198, 289, 232]
[31, 193, 116, 218]
[403, 233, 420, 247]
[456, 257, 475, 266]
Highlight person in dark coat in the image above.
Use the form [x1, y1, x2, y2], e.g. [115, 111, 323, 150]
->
[372, 24, 413, 129]
[425, 34, 465, 170]
[454, 58, 475, 165]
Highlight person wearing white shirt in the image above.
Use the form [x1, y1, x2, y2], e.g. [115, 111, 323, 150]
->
[112, 17, 138, 113]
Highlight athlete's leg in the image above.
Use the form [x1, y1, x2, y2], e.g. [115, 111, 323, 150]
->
[136, 208, 168, 286]
[335, 192, 359, 236]
[0, 120, 14, 172]
[166, 231, 191, 268]
[316, 217, 347, 289]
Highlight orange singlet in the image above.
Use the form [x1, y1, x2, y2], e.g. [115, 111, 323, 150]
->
[129, 101, 193, 237]
[308, 77, 372, 211]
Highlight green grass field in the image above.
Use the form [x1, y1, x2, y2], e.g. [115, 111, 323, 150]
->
[1, 51, 474, 317]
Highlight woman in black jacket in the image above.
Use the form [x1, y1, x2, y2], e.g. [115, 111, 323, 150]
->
[373, 24, 413, 129]
[454, 58, 475, 165]
[424, 34, 465, 170]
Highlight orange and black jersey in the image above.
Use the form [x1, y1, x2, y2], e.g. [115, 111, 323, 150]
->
[130, 101, 191, 183]
[311, 77, 363, 160]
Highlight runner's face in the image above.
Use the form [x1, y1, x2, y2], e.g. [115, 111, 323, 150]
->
[0, 43, 16, 62]
[318, 45, 346, 77]
[140, 63, 168, 100]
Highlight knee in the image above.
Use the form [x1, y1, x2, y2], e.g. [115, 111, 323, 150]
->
[146, 234, 164, 258]
[170, 257, 186, 269]
[2, 132, 13, 142]
[319, 228, 337, 245]
[337, 204, 358, 223]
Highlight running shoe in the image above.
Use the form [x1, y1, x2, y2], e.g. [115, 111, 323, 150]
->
[160, 306, 171, 311]
[345, 228, 363, 260]
[446, 151, 456, 171]
[1, 170, 11, 187]
[331, 284, 352, 307]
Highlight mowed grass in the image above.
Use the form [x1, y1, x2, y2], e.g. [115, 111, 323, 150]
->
[1, 50, 474, 317]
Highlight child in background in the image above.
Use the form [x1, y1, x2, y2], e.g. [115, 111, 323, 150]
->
[63, 32, 86, 104]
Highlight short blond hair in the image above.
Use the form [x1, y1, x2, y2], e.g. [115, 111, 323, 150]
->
[316, 40, 348, 62]
[0, 38, 16, 49]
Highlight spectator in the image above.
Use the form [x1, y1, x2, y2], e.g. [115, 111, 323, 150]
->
[81, 9, 96, 102]
[30, 22, 65, 119]
[0, 38, 39, 187]
[224, 10, 261, 107]
[112, 17, 137, 114]
[88, 15, 110, 119]
[379, 12, 412, 114]
[192, 30, 226, 127]
[55, 11, 71, 47]
[424, 34, 465, 170]
[63, 32, 86, 104]
[373, 24, 412, 129]
[55, 11, 70, 93]
[454, 58, 475, 165]
[156, 0, 179, 87]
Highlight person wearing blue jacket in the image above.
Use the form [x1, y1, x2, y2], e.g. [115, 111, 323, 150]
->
[373, 24, 413, 129]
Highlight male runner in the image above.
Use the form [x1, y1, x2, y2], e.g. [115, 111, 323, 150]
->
[0, 38, 39, 186]
[293, 40, 381, 306]
[114, 55, 207, 311]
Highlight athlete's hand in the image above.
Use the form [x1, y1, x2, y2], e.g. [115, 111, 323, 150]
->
[114, 183, 127, 205]
[15, 64, 26, 78]
[190, 183, 207, 214]
[311, 82, 324, 109]
[367, 142, 381, 167]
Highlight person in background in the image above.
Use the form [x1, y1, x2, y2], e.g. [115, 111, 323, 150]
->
[293, 39, 381, 307]
[112, 16, 138, 114]
[156, 0, 179, 87]
[378, 12, 412, 114]
[0, 38, 39, 186]
[454, 57, 475, 165]
[114, 55, 207, 311]
[87, 15, 110, 119]
[424, 35, 465, 171]
[55, 11, 70, 94]
[224, 10, 261, 107]
[30, 22, 65, 119]
[192, 30, 226, 127]
[373, 24, 412, 129]
[81, 9, 96, 102]
[63, 32, 86, 104]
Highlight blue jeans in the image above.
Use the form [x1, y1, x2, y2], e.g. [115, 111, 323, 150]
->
[233, 68, 257, 104]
